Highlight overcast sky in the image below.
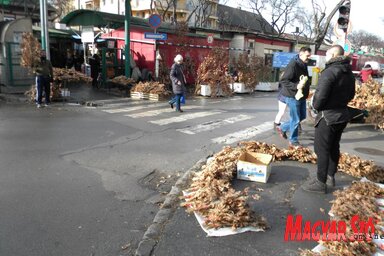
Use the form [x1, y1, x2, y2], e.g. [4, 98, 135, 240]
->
[224, 0, 384, 39]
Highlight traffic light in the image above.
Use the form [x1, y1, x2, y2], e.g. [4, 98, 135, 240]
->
[337, 0, 351, 32]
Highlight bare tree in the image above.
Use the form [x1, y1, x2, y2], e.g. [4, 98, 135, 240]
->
[154, 0, 217, 28]
[311, 0, 345, 52]
[187, 0, 216, 28]
[48, 0, 74, 20]
[154, 0, 175, 23]
[348, 30, 383, 51]
[246, 0, 300, 36]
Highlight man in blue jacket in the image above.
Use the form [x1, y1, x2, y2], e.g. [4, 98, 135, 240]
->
[303, 45, 355, 194]
[276, 47, 311, 148]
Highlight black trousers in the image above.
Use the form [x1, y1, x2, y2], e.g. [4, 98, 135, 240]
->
[314, 118, 347, 183]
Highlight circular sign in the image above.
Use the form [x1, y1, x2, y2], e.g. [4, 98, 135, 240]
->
[148, 14, 162, 29]
[207, 34, 214, 44]
[334, 38, 352, 55]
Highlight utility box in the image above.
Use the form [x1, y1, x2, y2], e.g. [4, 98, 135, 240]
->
[237, 152, 273, 183]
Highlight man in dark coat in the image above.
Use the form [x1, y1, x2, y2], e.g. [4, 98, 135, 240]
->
[34, 50, 53, 108]
[169, 54, 186, 112]
[89, 54, 100, 88]
[302, 45, 355, 194]
[276, 47, 311, 148]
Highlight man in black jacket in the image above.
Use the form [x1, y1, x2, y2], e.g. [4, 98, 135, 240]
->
[276, 47, 311, 148]
[302, 45, 355, 194]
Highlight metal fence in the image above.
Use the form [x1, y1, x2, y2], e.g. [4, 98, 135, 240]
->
[0, 42, 34, 87]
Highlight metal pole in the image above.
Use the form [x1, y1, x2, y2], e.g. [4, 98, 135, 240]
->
[43, 0, 50, 60]
[155, 43, 159, 79]
[125, 0, 131, 78]
[39, 0, 46, 50]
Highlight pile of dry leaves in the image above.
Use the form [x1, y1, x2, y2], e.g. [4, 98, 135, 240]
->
[301, 181, 384, 255]
[131, 81, 171, 96]
[349, 79, 384, 130]
[196, 48, 233, 97]
[181, 141, 383, 235]
[110, 76, 135, 87]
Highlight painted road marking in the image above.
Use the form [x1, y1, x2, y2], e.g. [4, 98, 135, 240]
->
[150, 111, 224, 126]
[126, 105, 200, 118]
[211, 121, 273, 144]
[102, 103, 166, 113]
[177, 114, 253, 135]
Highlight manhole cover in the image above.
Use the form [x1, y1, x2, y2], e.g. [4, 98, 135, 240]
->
[354, 147, 384, 156]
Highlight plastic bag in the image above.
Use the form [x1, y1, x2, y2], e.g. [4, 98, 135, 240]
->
[180, 95, 186, 104]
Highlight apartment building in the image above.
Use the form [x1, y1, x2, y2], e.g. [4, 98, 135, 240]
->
[73, 0, 219, 29]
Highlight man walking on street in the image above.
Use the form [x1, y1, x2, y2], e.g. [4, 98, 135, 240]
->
[303, 45, 355, 194]
[276, 47, 311, 148]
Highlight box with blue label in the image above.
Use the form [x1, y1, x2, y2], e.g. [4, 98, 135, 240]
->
[237, 152, 272, 183]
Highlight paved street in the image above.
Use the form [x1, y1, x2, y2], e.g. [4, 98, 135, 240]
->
[1, 89, 383, 256]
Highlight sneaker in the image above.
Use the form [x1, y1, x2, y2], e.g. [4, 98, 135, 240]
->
[168, 101, 174, 109]
[273, 122, 280, 131]
[326, 175, 335, 187]
[276, 126, 287, 139]
[302, 179, 327, 194]
[37, 104, 42, 108]
[44, 103, 50, 107]
[176, 109, 184, 113]
[289, 141, 302, 148]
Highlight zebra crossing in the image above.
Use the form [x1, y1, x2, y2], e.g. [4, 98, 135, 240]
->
[88, 98, 273, 145]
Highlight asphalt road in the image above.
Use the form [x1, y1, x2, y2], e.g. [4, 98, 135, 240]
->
[1, 90, 383, 256]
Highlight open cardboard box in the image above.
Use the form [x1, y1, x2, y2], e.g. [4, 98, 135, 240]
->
[237, 152, 272, 183]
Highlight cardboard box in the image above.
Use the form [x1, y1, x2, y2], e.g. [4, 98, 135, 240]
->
[200, 84, 211, 96]
[237, 152, 272, 183]
[233, 82, 252, 93]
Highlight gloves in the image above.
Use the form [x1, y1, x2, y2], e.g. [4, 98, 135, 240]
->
[295, 75, 308, 100]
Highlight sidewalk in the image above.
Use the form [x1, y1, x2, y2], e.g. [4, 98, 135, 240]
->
[136, 122, 384, 256]
[0, 83, 125, 105]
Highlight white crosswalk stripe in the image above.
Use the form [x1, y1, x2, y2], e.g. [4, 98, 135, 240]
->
[126, 105, 201, 118]
[86, 98, 274, 145]
[177, 114, 253, 135]
[211, 121, 273, 144]
[99, 101, 152, 108]
[150, 111, 224, 126]
[102, 103, 166, 113]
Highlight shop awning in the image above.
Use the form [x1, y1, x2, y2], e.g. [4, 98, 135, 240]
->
[60, 9, 125, 29]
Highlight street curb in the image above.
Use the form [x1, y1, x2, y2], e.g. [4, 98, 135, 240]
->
[135, 158, 206, 256]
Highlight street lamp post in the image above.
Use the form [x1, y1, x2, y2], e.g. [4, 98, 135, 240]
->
[292, 27, 300, 52]
[125, 0, 131, 78]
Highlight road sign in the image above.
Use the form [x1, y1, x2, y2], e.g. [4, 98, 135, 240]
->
[335, 38, 352, 55]
[144, 32, 168, 40]
[81, 26, 94, 43]
[207, 34, 214, 44]
[272, 52, 297, 68]
[148, 14, 162, 29]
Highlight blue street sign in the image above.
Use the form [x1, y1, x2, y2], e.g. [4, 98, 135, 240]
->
[144, 32, 168, 40]
[272, 52, 297, 68]
[148, 14, 162, 29]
